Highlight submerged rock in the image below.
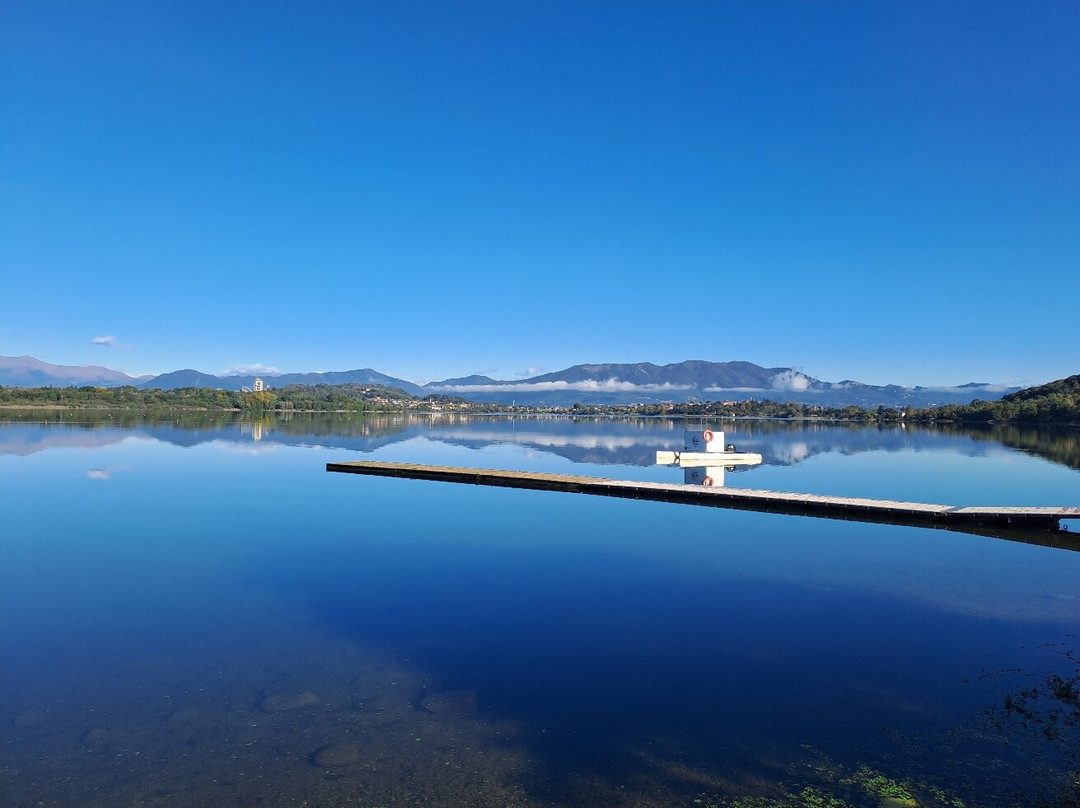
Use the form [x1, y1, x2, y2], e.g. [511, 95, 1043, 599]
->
[313, 741, 360, 767]
[260, 691, 320, 712]
[419, 689, 478, 716]
[12, 711, 43, 729]
[165, 706, 202, 724]
[81, 727, 111, 745]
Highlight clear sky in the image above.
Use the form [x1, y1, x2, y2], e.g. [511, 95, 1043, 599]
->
[2, 1, 1077, 387]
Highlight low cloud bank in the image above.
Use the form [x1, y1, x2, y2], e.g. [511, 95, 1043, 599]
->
[917, 384, 1015, 394]
[703, 372, 814, 394]
[223, 363, 282, 376]
[771, 370, 813, 391]
[427, 378, 695, 394]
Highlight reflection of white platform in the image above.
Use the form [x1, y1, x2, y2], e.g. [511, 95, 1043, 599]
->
[659, 428, 764, 486]
[656, 450, 763, 467]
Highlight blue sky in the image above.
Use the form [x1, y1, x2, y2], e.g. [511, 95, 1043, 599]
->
[2, 1, 1077, 387]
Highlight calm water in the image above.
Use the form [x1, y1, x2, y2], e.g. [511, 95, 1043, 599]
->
[2, 412, 1079, 808]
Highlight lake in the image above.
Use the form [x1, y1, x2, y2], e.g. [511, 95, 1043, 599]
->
[2, 411, 1078, 807]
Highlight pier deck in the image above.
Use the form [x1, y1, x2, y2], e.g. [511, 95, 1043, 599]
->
[326, 461, 1080, 550]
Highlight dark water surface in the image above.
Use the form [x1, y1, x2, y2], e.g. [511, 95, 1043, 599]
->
[2, 413, 1079, 807]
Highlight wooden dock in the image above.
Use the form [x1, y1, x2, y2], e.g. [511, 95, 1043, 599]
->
[326, 461, 1080, 551]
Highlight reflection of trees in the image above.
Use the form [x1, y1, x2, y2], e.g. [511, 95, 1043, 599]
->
[952, 424, 1080, 472]
[2, 408, 240, 430]
[2, 409, 421, 439]
[5, 410, 1080, 475]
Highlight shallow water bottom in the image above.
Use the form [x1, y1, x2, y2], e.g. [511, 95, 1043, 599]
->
[4, 592, 1075, 808]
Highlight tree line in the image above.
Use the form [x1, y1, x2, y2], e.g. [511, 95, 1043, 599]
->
[0, 383, 431, 413]
[1, 373, 1077, 423]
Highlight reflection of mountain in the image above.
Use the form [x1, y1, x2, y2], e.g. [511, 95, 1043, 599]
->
[420, 421, 683, 466]
[0, 414, 427, 457]
[3, 413, 1067, 472]
[732, 422, 1005, 466]
[424, 420, 1004, 468]
[0, 423, 133, 456]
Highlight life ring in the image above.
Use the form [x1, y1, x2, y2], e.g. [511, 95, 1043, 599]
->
[702, 476, 714, 487]
[702, 430, 714, 443]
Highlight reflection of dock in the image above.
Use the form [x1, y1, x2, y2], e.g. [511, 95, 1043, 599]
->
[657, 430, 763, 487]
[326, 461, 1080, 551]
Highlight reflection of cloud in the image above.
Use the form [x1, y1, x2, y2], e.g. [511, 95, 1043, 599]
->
[214, 440, 280, 456]
[435, 428, 675, 451]
[223, 363, 281, 376]
[429, 379, 694, 394]
[87, 469, 110, 480]
[776, 442, 809, 464]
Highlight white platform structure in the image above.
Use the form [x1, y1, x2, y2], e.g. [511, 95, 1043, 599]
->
[655, 430, 763, 487]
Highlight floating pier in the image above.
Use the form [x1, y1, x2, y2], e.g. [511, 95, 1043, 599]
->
[326, 461, 1080, 551]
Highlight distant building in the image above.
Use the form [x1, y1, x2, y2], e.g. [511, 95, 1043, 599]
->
[253, 377, 264, 392]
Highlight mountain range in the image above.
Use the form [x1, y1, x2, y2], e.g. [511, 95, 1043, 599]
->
[0, 355, 1023, 408]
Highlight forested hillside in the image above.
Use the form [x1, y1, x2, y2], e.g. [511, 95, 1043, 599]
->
[924, 374, 1080, 424]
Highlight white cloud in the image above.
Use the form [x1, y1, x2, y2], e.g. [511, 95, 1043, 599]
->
[702, 372, 813, 395]
[771, 370, 812, 391]
[428, 378, 695, 394]
[517, 367, 547, 378]
[222, 363, 282, 376]
[703, 386, 768, 393]
[91, 335, 133, 350]
[87, 469, 110, 480]
[918, 384, 1016, 394]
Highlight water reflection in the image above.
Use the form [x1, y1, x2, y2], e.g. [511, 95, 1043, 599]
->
[4, 409, 1079, 474]
[1, 413, 1079, 807]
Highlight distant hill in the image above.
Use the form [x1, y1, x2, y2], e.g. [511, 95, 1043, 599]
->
[924, 373, 1080, 424]
[998, 373, 1080, 403]
[1, 354, 1024, 408]
[136, 368, 423, 395]
[0, 356, 422, 395]
[137, 369, 224, 389]
[422, 360, 1022, 408]
[436, 374, 500, 386]
[0, 355, 135, 387]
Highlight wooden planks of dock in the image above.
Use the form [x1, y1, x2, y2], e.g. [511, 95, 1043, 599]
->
[326, 461, 1080, 551]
